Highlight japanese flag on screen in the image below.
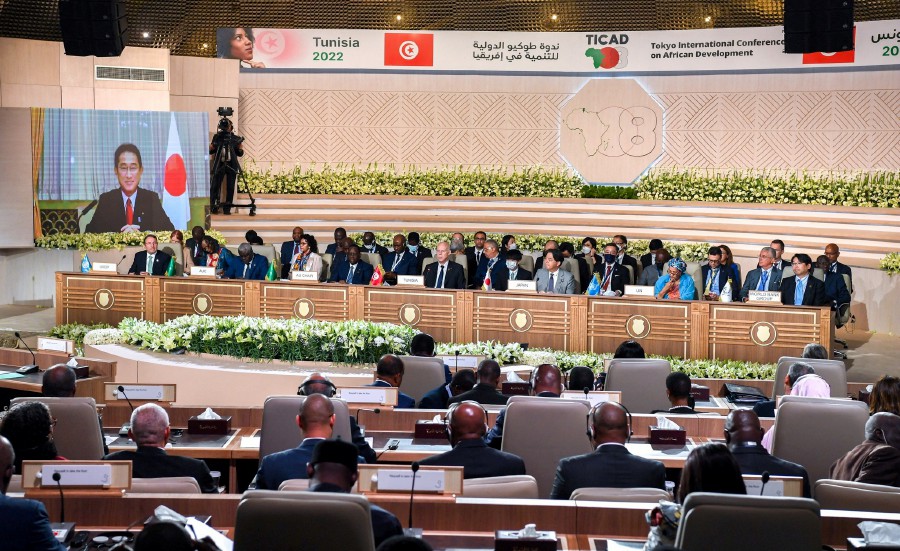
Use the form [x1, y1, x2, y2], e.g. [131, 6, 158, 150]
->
[384, 33, 434, 67]
[162, 113, 189, 230]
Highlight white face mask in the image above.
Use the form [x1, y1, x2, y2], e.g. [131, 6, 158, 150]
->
[582, 246, 592, 255]
[508, 243, 517, 250]
[506, 260, 518, 270]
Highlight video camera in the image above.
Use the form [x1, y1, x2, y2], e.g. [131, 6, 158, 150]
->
[214, 106, 244, 145]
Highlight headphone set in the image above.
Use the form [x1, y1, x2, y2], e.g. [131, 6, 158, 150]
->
[585, 400, 634, 444]
[444, 400, 489, 442]
[297, 379, 337, 398]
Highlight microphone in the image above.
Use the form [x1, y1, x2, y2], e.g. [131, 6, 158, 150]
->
[53, 472, 65, 523]
[405, 462, 422, 537]
[116, 254, 127, 271]
[759, 471, 770, 496]
[454, 351, 460, 373]
[117, 385, 135, 436]
[14, 331, 38, 374]
[49, 472, 75, 542]
[77, 200, 98, 220]
[355, 407, 381, 423]
[583, 386, 591, 399]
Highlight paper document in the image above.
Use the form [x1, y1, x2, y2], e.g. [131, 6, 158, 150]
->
[240, 436, 261, 448]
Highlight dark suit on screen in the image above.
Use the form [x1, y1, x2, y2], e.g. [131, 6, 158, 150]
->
[128, 249, 172, 275]
[85, 187, 174, 233]
[419, 438, 526, 479]
[0, 494, 66, 551]
[424, 261, 466, 289]
[780, 275, 829, 307]
[549, 444, 666, 499]
[105, 446, 217, 493]
[732, 443, 811, 497]
[330, 260, 374, 284]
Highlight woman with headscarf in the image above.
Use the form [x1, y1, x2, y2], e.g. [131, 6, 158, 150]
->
[654, 258, 697, 300]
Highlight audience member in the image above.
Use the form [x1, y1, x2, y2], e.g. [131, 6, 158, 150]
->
[781, 253, 828, 307]
[568, 366, 596, 392]
[535, 249, 575, 294]
[485, 364, 563, 449]
[740, 247, 781, 300]
[474, 239, 509, 291]
[279, 226, 304, 279]
[576, 237, 598, 263]
[407, 232, 432, 273]
[500, 234, 517, 254]
[869, 375, 900, 416]
[655, 258, 696, 300]
[424, 241, 465, 289]
[701, 246, 736, 301]
[637, 248, 671, 287]
[419, 401, 526, 479]
[0, 402, 63, 473]
[830, 412, 900, 487]
[245, 229, 264, 245]
[409, 332, 451, 384]
[464, 231, 487, 287]
[550, 402, 666, 499]
[724, 410, 811, 497]
[200, 236, 233, 277]
[362, 231, 390, 257]
[225, 243, 268, 280]
[298, 373, 376, 463]
[419, 369, 476, 410]
[128, 234, 171, 275]
[104, 403, 216, 493]
[330, 244, 374, 285]
[593, 243, 628, 296]
[306, 440, 403, 546]
[761, 363, 831, 451]
[753, 360, 817, 418]
[169, 230, 195, 271]
[640, 238, 664, 269]
[41, 364, 76, 397]
[770, 239, 789, 273]
[325, 227, 347, 256]
[612, 234, 641, 283]
[331, 237, 356, 269]
[185, 226, 207, 268]
[614, 340, 646, 359]
[504, 249, 532, 281]
[815, 255, 852, 310]
[447, 359, 509, 406]
[449, 232, 465, 255]
[718, 244, 742, 287]
[824, 243, 853, 291]
[368, 354, 415, 408]
[0, 435, 66, 550]
[801, 343, 829, 359]
[384, 234, 419, 279]
[651, 372, 696, 414]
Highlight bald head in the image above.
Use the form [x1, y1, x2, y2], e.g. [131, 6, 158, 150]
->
[476, 359, 501, 386]
[448, 401, 487, 445]
[866, 412, 900, 449]
[298, 394, 335, 439]
[532, 364, 563, 395]
[0, 435, 13, 494]
[130, 403, 170, 447]
[42, 364, 76, 397]
[724, 409, 764, 448]
[589, 402, 630, 445]
[301, 372, 335, 396]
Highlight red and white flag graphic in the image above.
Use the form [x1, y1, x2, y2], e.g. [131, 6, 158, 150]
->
[384, 33, 434, 67]
[162, 113, 189, 230]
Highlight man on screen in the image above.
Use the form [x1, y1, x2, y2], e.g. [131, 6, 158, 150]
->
[85, 143, 174, 233]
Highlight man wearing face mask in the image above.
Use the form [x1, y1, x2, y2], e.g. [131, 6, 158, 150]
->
[592, 243, 628, 296]
[612, 235, 641, 284]
[407, 231, 433, 273]
[505, 249, 532, 281]
[637, 248, 672, 287]
[361, 231, 390, 258]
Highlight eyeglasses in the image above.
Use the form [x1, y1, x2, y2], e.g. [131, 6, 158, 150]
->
[50, 417, 58, 427]
[791, 261, 806, 266]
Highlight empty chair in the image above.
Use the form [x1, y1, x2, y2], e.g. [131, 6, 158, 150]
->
[158, 243, 185, 276]
[561, 258, 581, 293]
[500, 396, 592, 497]
[9, 397, 104, 460]
[570, 487, 671, 502]
[130, 477, 201, 494]
[451, 253, 469, 282]
[235, 490, 375, 551]
[421, 256, 436, 275]
[259, 396, 352, 460]
[250, 245, 278, 275]
[463, 475, 539, 499]
[397, 356, 446, 403]
[604, 359, 672, 413]
[675, 492, 821, 551]
[687, 262, 703, 295]
[814, 479, 900, 513]
[518, 254, 534, 276]
[773, 357, 847, 398]
[771, 397, 869, 489]
[320, 253, 332, 281]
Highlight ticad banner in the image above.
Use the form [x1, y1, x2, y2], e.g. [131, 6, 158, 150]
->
[216, 20, 900, 73]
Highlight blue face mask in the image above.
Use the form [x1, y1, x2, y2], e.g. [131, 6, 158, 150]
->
[408, 245, 418, 253]
[603, 253, 617, 264]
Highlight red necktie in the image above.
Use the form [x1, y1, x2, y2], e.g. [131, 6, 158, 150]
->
[294, 243, 300, 256]
[125, 198, 133, 225]
[602, 265, 612, 291]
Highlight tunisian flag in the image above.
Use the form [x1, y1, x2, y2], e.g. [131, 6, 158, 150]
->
[162, 113, 189, 229]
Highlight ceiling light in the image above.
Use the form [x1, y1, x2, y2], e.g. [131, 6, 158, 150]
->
[704, 15, 712, 22]
[551, 13, 559, 21]
[141, 31, 150, 38]
[395, 14, 402, 21]
[201, 43, 208, 49]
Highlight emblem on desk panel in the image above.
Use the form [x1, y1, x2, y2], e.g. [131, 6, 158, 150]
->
[293, 298, 315, 319]
[626, 315, 651, 339]
[399, 304, 422, 326]
[508, 309, 533, 332]
[93, 288, 115, 310]
[750, 322, 777, 346]
[192, 293, 213, 315]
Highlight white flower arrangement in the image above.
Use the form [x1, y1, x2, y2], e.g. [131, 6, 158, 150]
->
[82, 328, 125, 346]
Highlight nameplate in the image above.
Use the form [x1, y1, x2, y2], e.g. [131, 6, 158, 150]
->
[377, 469, 446, 492]
[748, 290, 781, 303]
[743, 474, 803, 497]
[397, 275, 425, 286]
[561, 391, 622, 406]
[91, 262, 118, 273]
[105, 383, 176, 402]
[190, 266, 216, 277]
[437, 355, 482, 369]
[40, 464, 113, 487]
[624, 285, 655, 297]
[291, 270, 318, 282]
[336, 386, 399, 406]
[37, 337, 74, 354]
[508, 280, 537, 292]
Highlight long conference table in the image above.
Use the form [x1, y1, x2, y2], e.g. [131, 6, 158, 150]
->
[57, 272, 832, 363]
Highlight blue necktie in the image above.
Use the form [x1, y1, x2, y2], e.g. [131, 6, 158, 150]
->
[436, 265, 445, 288]
[547, 273, 555, 293]
[347, 265, 355, 283]
[794, 278, 804, 305]
[758, 270, 768, 291]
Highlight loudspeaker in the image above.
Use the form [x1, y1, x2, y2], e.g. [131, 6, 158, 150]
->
[59, 0, 128, 57]
[783, 0, 853, 53]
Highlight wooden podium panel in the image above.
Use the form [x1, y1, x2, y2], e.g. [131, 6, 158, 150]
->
[472, 292, 571, 350]
[158, 278, 246, 321]
[705, 303, 831, 364]
[586, 297, 691, 357]
[363, 287, 459, 343]
[259, 282, 351, 321]
[56, 272, 147, 325]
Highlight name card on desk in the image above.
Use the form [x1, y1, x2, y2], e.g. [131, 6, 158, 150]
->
[91, 262, 118, 273]
[190, 266, 216, 277]
[337, 386, 399, 406]
[747, 291, 781, 303]
[561, 390, 622, 406]
[291, 270, 318, 282]
[743, 474, 803, 497]
[397, 275, 424, 286]
[41, 464, 112, 487]
[437, 355, 483, 369]
[37, 337, 74, 354]
[508, 280, 537, 292]
[357, 464, 463, 495]
[21, 461, 132, 493]
[624, 285, 655, 297]
[105, 383, 176, 402]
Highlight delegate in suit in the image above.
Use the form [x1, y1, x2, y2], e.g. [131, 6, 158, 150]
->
[592, 244, 629, 296]
[280, 226, 305, 279]
[474, 239, 509, 291]
[534, 249, 576, 294]
[224, 243, 269, 280]
[740, 246, 783, 301]
[128, 234, 172, 275]
[424, 241, 467, 289]
[780, 253, 829, 307]
[383, 234, 420, 277]
[830, 412, 900, 487]
[86, 143, 174, 233]
[330, 245, 374, 284]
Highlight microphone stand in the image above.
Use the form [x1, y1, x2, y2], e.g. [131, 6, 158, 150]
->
[14, 331, 38, 374]
[404, 461, 423, 537]
[117, 385, 135, 436]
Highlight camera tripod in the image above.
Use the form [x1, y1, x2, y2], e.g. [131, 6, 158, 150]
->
[210, 131, 256, 216]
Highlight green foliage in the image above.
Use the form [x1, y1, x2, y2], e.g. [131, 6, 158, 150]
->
[636, 168, 900, 208]
[580, 185, 639, 199]
[35, 230, 227, 252]
[48, 322, 112, 346]
[881, 252, 900, 276]
[243, 163, 584, 198]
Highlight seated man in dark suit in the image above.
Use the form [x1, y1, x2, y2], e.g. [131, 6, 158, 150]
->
[447, 359, 510, 407]
[407, 231, 432, 273]
[419, 369, 476, 410]
[824, 243, 853, 291]
[651, 372, 697, 414]
[474, 239, 509, 291]
[280, 226, 304, 279]
[830, 412, 900, 487]
[568, 366, 596, 392]
[0, 435, 66, 551]
[105, 403, 216, 493]
[383, 234, 419, 280]
[485, 364, 563, 449]
[724, 410, 811, 497]
[361, 231, 390, 258]
[505, 249, 532, 281]
[128, 234, 172, 275]
[419, 401, 526, 479]
[224, 243, 269, 280]
[307, 440, 403, 546]
[330, 244, 374, 285]
[592, 243, 628, 296]
[701, 246, 737, 302]
[185, 226, 207, 268]
[298, 373, 376, 463]
[424, 241, 466, 289]
[42, 363, 109, 455]
[253, 394, 338, 490]
[367, 354, 415, 409]
[815, 255, 851, 311]
[780, 253, 829, 307]
[550, 402, 666, 499]
[324, 227, 347, 256]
